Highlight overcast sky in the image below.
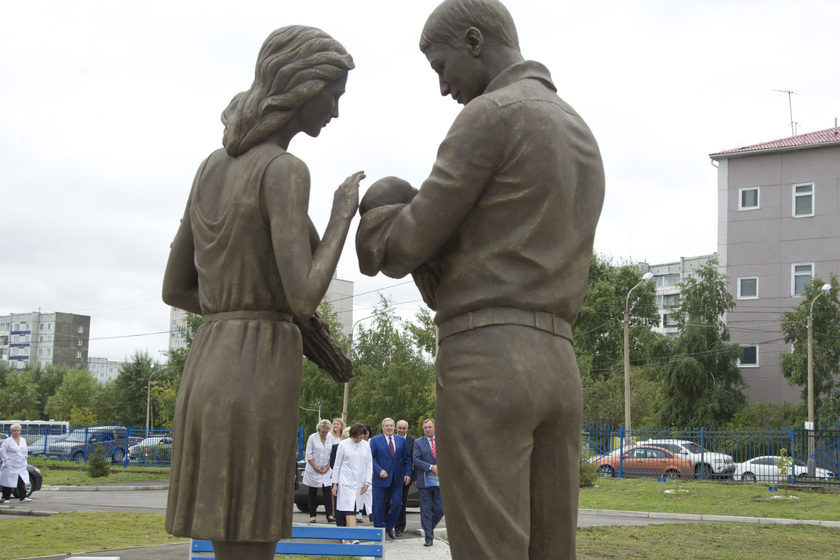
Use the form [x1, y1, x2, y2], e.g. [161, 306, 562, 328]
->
[1, 0, 837, 363]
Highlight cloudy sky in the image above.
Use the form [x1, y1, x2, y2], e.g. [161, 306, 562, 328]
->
[1, 0, 837, 363]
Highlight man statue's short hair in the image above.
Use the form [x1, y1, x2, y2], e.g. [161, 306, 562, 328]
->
[419, 0, 520, 53]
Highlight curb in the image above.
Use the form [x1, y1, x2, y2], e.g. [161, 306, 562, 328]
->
[41, 484, 168, 492]
[0, 505, 56, 517]
[579, 508, 840, 528]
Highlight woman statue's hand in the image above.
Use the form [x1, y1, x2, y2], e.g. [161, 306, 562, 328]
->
[334, 171, 364, 219]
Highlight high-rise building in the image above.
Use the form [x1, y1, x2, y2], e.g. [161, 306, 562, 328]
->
[0, 311, 90, 370]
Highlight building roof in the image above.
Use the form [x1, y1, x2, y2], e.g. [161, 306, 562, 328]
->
[710, 126, 840, 159]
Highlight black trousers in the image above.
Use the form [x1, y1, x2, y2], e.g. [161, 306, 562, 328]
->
[307, 485, 333, 519]
[2, 475, 27, 500]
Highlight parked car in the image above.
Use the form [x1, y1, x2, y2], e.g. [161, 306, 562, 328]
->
[635, 439, 735, 478]
[22, 465, 42, 498]
[591, 445, 693, 479]
[734, 456, 839, 483]
[128, 436, 173, 463]
[27, 434, 69, 456]
[293, 460, 420, 512]
[45, 425, 135, 463]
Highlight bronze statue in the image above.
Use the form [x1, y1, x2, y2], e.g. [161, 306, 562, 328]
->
[162, 26, 362, 560]
[356, 1, 604, 558]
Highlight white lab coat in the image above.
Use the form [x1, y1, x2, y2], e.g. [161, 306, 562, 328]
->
[0, 437, 30, 488]
[302, 432, 335, 488]
[331, 438, 372, 512]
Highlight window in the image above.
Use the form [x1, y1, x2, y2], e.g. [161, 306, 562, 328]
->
[793, 183, 814, 217]
[792, 263, 814, 296]
[739, 345, 759, 367]
[655, 274, 680, 289]
[77, 325, 84, 334]
[737, 277, 758, 299]
[663, 314, 678, 327]
[739, 187, 759, 210]
[76, 351, 82, 359]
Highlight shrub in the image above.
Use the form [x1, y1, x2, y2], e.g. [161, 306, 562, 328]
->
[580, 455, 597, 487]
[87, 445, 111, 478]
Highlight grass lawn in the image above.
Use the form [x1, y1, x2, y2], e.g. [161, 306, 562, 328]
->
[579, 477, 840, 521]
[0, 512, 185, 560]
[31, 459, 169, 486]
[577, 523, 840, 559]
[2, 512, 839, 560]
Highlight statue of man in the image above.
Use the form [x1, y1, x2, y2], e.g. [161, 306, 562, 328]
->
[356, 1, 604, 558]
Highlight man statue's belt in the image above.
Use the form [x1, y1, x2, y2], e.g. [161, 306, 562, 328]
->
[437, 307, 572, 342]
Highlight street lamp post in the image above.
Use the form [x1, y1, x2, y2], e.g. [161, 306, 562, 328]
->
[145, 367, 159, 435]
[807, 283, 832, 477]
[624, 272, 653, 437]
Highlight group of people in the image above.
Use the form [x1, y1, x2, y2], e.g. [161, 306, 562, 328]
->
[302, 417, 443, 547]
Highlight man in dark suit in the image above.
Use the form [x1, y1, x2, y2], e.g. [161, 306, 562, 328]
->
[369, 417, 411, 538]
[413, 419, 444, 547]
[394, 419, 415, 536]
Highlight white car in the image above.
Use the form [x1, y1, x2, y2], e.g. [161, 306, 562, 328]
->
[734, 456, 838, 483]
[128, 436, 172, 461]
[635, 439, 735, 478]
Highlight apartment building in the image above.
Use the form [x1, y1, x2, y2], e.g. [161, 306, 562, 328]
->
[639, 254, 718, 337]
[711, 126, 840, 403]
[86, 356, 125, 383]
[0, 311, 91, 370]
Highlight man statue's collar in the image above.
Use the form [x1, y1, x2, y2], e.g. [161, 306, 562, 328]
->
[484, 60, 557, 94]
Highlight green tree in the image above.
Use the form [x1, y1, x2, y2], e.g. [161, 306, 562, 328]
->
[44, 367, 101, 422]
[347, 297, 435, 434]
[728, 402, 805, 429]
[112, 352, 160, 427]
[573, 254, 659, 381]
[779, 275, 840, 422]
[29, 364, 67, 419]
[298, 300, 349, 433]
[0, 369, 41, 419]
[405, 307, 437, 359]
[654, 258, 745, 427]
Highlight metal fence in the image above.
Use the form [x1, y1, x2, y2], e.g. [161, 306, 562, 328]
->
[20, 424, 172, 467]
[582, 419, 840, 485]
[15, 420, 840, 487]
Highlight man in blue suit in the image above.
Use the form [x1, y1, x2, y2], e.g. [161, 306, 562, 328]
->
[369, 417, 411, 538]
[413, 419, 444, 547]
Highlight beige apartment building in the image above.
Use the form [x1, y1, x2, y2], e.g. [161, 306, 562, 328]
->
[711, 126, 840, 403]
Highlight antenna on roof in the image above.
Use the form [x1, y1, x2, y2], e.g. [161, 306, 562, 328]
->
[773, 89, 798, 136]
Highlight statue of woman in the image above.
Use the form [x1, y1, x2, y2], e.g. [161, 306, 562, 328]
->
[162, 26, 363, 560]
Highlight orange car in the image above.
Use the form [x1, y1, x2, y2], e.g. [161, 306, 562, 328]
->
[591, 445, 693, 479]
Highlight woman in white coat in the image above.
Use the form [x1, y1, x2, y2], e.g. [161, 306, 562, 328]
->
[331, 423, 372, 539]
[0, 424, 31, 503]
[303, 419, 335, 523]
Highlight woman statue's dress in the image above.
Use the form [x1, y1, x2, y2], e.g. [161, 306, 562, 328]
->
[166, 143, 303, 542]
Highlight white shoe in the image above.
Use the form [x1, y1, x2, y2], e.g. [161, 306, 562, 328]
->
[0, 499, 7, 504]
[22, 497, 31, 502]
